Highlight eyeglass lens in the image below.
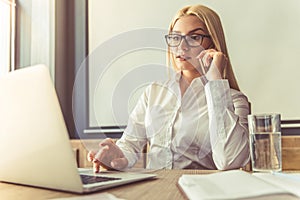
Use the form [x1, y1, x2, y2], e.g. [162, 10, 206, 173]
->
[165, 34, 204, 47]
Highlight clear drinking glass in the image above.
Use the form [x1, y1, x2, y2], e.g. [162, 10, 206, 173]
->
[248, 114, 282, 172]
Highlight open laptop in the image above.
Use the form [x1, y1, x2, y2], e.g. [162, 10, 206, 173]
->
[0, 64, 156, 193]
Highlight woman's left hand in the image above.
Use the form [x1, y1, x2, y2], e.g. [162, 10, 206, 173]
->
[197, 49, 228, 81]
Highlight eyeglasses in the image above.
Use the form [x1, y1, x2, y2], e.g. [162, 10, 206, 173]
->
[165, 33, 210, 47]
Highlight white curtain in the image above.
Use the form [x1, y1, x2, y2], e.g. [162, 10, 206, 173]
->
[30, 0, 55, 79]
[14, 0, 55, 80]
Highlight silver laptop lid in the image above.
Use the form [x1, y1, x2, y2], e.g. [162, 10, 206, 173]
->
[0, 65, 83, 193]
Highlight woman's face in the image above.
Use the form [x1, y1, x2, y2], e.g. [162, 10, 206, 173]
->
[170, 15, 212, 73]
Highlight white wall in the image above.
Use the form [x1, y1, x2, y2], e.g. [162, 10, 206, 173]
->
[88, 0, 300, 127]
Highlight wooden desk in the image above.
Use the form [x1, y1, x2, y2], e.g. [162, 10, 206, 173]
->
[0, 169, 299, 200]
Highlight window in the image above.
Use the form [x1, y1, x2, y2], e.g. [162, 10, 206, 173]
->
[0, 0, 15, 75]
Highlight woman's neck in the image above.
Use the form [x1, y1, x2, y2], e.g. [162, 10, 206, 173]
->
[179, 70, 201, 96]
[181, 70, 201, 84]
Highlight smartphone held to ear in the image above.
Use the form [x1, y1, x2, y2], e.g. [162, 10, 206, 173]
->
[197, 56, 211, 76]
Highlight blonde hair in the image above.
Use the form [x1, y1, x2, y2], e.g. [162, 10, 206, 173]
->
[167, 5, 240, 91]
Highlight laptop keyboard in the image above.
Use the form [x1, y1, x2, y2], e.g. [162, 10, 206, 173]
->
[80, 174, 121, 185]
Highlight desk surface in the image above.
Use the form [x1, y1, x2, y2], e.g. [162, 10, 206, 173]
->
[0, 169, 299, 200]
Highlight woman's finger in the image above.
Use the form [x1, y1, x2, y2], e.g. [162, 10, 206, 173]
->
[197, 49, 216, 67]
[99, 138, 114, 147]
[87, 151, 96, 162]
[93, 159, 101, 173]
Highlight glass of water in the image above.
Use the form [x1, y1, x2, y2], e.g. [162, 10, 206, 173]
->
[248, 114, 282, 172]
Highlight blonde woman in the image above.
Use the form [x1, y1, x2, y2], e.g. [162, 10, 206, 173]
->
[88, 4, 250, 171]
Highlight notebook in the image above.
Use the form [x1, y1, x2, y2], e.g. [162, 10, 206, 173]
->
[178, 170, 300, 200]
[0, 64, 156, 193]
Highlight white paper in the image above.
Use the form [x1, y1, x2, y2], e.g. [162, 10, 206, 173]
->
[51, 192, 125, 200]
[253, 172, 300, 197]
[178, 170, 289, 200]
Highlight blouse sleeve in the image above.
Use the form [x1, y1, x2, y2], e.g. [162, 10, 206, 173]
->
[116, 87, 149, 168]
[204, 79, 250, 170]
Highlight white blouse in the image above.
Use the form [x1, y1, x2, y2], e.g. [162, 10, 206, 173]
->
[116, 73, 250, 170]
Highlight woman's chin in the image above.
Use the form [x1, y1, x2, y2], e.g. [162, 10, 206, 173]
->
[180, 65, 199, 72]
[176, 63, 192, 70]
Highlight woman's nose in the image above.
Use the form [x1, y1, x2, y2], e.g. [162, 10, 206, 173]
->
[177, 38, 190, 51]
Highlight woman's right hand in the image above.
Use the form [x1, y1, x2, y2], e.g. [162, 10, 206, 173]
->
[197, 48, 228, 80]
[87, 138, 128, 172]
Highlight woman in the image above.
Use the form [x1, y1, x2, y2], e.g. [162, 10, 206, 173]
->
[88, 4, 250, 172]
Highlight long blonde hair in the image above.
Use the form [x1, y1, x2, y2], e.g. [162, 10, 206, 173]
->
[167, 5, 240, 91]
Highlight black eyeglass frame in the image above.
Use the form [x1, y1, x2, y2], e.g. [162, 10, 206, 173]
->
[164, 33, 211, 47]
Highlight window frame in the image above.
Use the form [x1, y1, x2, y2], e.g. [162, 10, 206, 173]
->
[0, 0, 15, 74]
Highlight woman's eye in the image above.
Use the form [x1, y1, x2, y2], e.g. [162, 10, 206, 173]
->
[172, 36, 180, 41]
[190, 35, 202, 40]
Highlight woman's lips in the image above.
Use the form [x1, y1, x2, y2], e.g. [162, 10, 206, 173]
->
[176, 55, 191, 61]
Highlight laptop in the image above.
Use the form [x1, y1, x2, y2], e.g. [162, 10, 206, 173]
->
[0, 64, 156, 193]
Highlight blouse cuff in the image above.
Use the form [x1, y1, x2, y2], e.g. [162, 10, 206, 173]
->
[204, 80, 234, 139]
